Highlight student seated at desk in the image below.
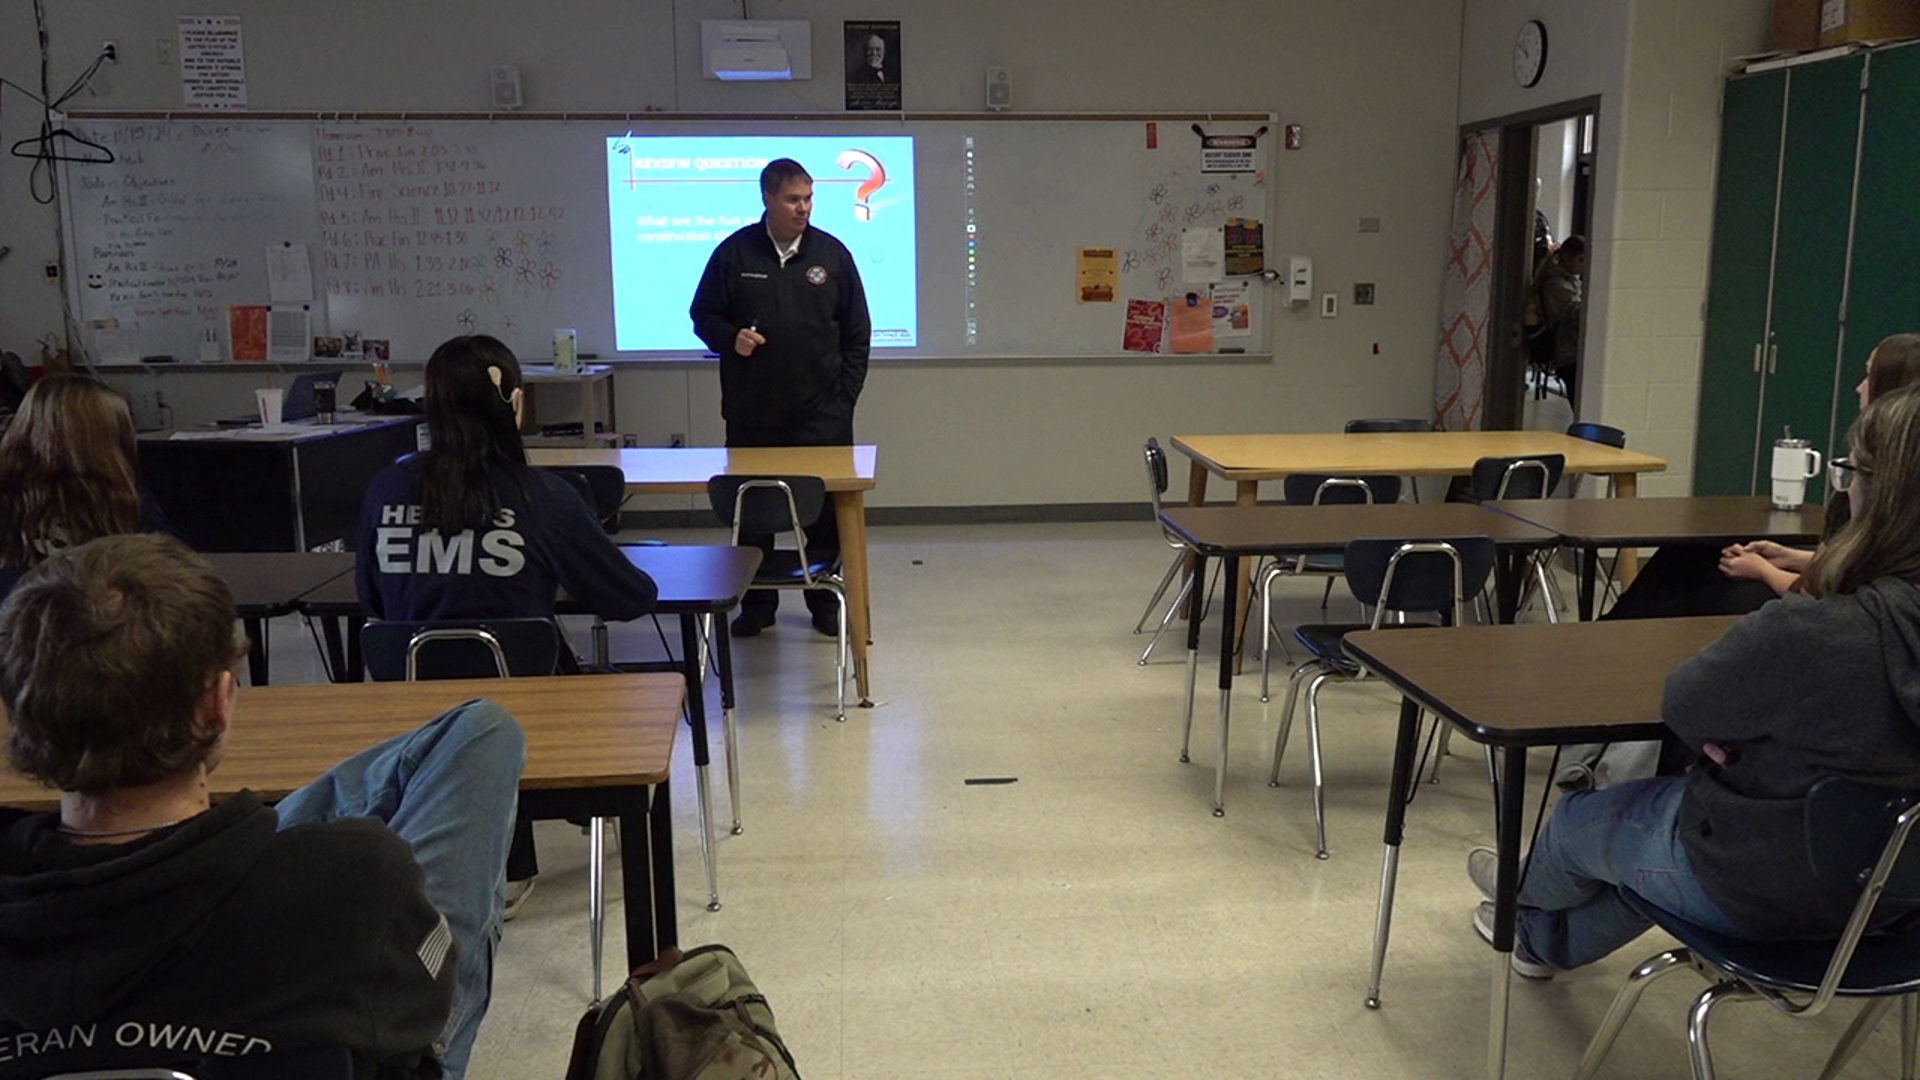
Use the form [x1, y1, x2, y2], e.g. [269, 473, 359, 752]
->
[355, 334, 657, 915]
[1472, 384, 1920, 978]
[0, 373, 172, 597]
[1604, 333, 1920, 621]
[0, 534, 522, 1080]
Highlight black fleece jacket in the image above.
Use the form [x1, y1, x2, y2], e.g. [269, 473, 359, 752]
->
[0, 794, 452, 1079]
[689, 219, 871, 431]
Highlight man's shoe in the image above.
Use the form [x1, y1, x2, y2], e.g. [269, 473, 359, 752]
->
[1473, 901, 1556, 980]
[504, 877, 536, 921]
[810, 607, 840, 637]
[1467, 846, 1499, 902]
[731, 610, 775, 638]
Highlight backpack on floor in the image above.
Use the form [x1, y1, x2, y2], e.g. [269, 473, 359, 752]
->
[565, 944, 801, 1080]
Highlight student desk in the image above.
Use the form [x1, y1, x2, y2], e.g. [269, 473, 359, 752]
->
[293, 545, 760, 915]
[0, 673, 687, 973]
[1483, 496, 1827, 620]
[206, 551, 357, 686]
[1157, 503, 1560, 816]
[528, 445, 880, 701]
[1343, 616, 1738, 1080]
[1170, 432, 1669, 652]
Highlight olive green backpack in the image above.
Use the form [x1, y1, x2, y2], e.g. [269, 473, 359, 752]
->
[565, 945, 800, 1080]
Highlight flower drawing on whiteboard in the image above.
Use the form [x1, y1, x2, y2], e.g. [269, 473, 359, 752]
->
[479, 276, 500, 305]
[1149, 183, 1169, 204]
[1205, 182, 1222, 196]
[515, 258, 535, 285]
[1227, 193, 1246, 212]
[500, 313, 517, 333]
[1160, 204, 1177, 224]
[536, 230, 555, 256]
[538, 261, 561, 290]
[1155, 266, 1174, 292]
[513, 229, 532, 253]
[1122, 250, 1142, 272]
[457, 308, 477, 331]
[495, 248, 514, 269]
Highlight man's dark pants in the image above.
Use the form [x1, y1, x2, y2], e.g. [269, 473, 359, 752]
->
[726, 408, 852, 621]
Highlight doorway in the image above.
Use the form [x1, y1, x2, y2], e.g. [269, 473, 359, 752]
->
[1467, 99, 1599, 432]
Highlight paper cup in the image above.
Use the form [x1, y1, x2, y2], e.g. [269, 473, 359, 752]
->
[255, 387, 285, 427]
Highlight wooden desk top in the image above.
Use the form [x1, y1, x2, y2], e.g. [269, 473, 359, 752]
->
[1171, 431, 1667, 481]
[1483, 495, 1826, 547]
[0, 674, 684, 812]
[528, 445, 878, 494]
[1159, 503, 1559, 556]
[205, 551, 357, 615]
[1343, 617, 1739, 746]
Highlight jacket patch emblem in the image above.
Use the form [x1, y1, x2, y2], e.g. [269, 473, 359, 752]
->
[806, 265, 828, 285]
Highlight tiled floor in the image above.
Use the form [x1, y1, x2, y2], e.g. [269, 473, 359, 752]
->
[261, 522, 1902, 1078]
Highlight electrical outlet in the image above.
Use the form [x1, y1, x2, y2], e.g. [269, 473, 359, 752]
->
[669, 432, 686, 448]
[1354, 283, 1376, 305]
[102, 41, 118, 63]
[1320, 292, 1339, 318]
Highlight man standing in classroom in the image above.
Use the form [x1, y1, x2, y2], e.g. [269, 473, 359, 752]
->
[690, 157, 872, 637]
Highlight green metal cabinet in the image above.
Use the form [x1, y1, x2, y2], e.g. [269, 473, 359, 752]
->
[1695, 54, 1868, 499]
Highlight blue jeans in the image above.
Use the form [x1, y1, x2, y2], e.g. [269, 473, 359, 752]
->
[274, 699, 524, 1080]
[1516, 776, 1745, 971]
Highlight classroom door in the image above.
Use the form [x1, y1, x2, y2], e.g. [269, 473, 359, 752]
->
[1839, 43, 1920, 444]
[1693, 71, 1785, 496]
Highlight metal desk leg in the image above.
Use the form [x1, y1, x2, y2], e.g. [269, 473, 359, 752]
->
[243, 616, 269, 686]
[716, 614, 742, 835]
[678, 613, 721, 912]
[1579, 546, 1599, 622]
[588, 817, 605, 1004]
[1367, 696, 1426, 1009]
[1180, 553, 1208, 765]
[317, 614, 347, 683]
[1488, 745, 1528, 1080]
[1212, 554, 1239, 817]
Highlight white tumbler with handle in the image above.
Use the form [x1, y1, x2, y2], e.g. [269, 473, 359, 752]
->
[1771, 435, 1822, 510]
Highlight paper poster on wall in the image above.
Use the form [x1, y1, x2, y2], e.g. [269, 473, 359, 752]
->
[1171, 292, 1213, 354]
[1077, 248, 1117, 302]
[266, 242, 312, 303]
[1199, 132, 1259, 174]
[1224, 218, 1265, 276]
[178, 16, 248, 109]
[228, 304, 268, 362]
[1181, 227, 1224, 285]
[1211, 281, 1251, 338]
[1124, 299, 1165, 353]
[844, 20, 902, 111]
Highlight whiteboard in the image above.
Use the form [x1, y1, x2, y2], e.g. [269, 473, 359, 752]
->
[62, 113, 1275, 362]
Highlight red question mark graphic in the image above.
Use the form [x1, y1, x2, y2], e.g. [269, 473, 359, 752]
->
[836, 149, 885, 222]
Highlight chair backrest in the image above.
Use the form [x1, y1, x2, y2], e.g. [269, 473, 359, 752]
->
[1786, 778, 1920, 1014]
[1470, 453, 1565, 501]
[538, 464, 628, 533]
[1345, 418, 1434, 434]
[1283, 474, 1401, 507]
[41, 1046, 355, 1080]
[1566, 421, 1627, 449]
[1343, 536, 1496, 626]
[1143, 438, 1169, 515]
[361, 618, 563, 682]
[707, 475, 828, 543]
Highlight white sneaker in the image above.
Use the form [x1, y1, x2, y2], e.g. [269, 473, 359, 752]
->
[1467, 846, 1499, 902]
[504, 877, 537, 921]
[1474, 901, 1556, 980]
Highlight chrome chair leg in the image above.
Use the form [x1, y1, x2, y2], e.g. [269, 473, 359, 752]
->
[1306, 670, 1336, 858]
[834, 583, 849, 722]
[1268, 660, 1321, 785]
[588, 816, 606, 1005]
[1141, 570, 1197, 666]
[1134, 551, 1186, 633]
[1534, 555, 1561, 624]
[1260, 564, 1282, 700]
[1429, 723, 1453, 784]
[1817, 997, 1897, 1080]
[1687, 981, 1758, 1080]
[1180, 640, 1200, 763]
[1573, 949, 1694, 1079]
[723, 700, 743, 835]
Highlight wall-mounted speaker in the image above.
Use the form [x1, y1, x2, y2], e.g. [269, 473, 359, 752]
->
[490, 65, 523, 110]
[986, 67, 1012, 111]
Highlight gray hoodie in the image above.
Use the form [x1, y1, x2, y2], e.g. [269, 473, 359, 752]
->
[1665, 576, 1920, 937]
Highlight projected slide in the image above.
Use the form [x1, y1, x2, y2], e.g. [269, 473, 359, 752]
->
[607, 135, 917, 353]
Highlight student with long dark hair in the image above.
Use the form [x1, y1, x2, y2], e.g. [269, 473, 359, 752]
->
[0, 374, 166, 591]
[1471, 383, 1920, 978]
[355, 335, 657, 912]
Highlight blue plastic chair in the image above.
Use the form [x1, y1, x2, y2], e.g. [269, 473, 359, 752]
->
[1574, 778, 1920, 1080]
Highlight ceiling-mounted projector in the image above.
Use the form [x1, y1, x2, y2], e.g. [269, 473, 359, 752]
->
[701, 20, 812, 82]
